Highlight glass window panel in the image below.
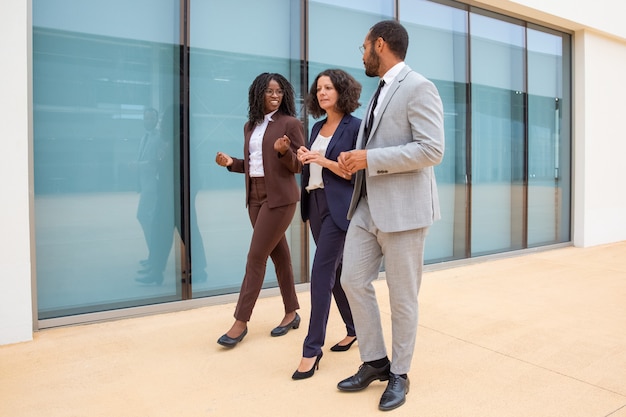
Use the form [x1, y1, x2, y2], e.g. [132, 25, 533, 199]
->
[189, 0, 303, 297]
[401, 0, 468, 262]
[527, 27, 571, 246]
[308, 0, 393, 267]
[470, 11, 526, 256]
[31, 0, 574, 323]
[309, 0, 394, 121]
[33, 0, 183, 319]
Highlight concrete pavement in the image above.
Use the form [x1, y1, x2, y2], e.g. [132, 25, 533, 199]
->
[1, 242, 625, 416]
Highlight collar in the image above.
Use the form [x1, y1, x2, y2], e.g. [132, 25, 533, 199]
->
[265, 109, 279, 122]
[381, 62, 406, 86]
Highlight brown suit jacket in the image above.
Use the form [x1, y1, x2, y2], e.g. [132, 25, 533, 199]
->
[229, 112, 304, 208]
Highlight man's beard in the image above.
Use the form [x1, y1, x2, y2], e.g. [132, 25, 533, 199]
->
[364, 50, 380, 78]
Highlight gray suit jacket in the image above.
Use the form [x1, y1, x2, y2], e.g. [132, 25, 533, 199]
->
[347, 65, 445, 233]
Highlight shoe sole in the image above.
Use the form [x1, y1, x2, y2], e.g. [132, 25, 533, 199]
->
[378, 381, 410, 411]
[379, 397, 406, 412]
[270, 316, 300, 337]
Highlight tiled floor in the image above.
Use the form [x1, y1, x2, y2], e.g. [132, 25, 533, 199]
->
[1, 242, 626, 417]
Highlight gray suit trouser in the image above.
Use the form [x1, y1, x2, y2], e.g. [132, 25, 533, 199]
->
[341, 198, 427, 375]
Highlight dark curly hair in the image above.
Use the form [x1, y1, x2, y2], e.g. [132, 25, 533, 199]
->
[369, 20, 409, 61]
[306, 69, 362, 119]
[247, 72, 296, 128]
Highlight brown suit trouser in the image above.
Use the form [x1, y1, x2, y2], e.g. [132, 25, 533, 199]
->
[234, 177, 300, 321]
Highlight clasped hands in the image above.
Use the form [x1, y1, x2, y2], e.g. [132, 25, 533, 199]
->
[298, 147, 365, 179]
[216, 135, 292, 167]
[337, 150, 368, 176]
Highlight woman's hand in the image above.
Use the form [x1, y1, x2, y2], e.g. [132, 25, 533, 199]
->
[297, 145, 309, 162]
[299, 147, 326, 167]
[274, 135, 291, 155]
[300, 145, 351, 179]
[215, 152, 233, 167]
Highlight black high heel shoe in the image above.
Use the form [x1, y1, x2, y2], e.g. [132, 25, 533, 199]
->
[330, 336, 357, 352]
[270, 312, 300, 337]
[292, 353, 323, 380]
[217, 327, 248, 348]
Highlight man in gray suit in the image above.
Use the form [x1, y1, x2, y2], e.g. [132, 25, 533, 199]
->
[337, 20, 445, 411]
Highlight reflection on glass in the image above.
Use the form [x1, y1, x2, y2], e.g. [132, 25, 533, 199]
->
[470, 12, 526, 256]
[308, 0, 394, 267]
[189, 0, 301, 297]
[309, 0, 394, 105]
[134, 106, 178, 286]
[402, 0, 468, 262]
[33, 1, 182, 319]
[31, 0, 573, 321]
[527, 27, 571, 246]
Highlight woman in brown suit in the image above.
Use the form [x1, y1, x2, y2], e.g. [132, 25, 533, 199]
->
[215, 73, 304, 348]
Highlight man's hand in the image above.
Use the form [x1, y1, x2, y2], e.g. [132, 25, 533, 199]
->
[338, 150, 368, 175]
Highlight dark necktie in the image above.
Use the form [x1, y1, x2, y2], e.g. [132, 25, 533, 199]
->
[360, 79, 385, 198]
[138, 133, 149, 160]
[364, 79, 385, 140]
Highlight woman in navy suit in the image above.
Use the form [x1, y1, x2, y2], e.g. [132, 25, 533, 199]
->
[292, 69, 362, 379]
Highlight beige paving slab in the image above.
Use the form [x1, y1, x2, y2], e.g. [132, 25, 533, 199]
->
[608, 406, 626, 417]
[1, 242, 625, 417]
[414, 326, 626, 417]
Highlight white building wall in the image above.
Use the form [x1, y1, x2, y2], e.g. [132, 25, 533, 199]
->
[1, 0, 625, 345]
[0, 0, 33, 345]
[573, 31, 626, 247]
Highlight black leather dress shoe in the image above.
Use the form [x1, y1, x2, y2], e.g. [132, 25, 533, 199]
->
[379, 373, 410, 411]
[217, 327, 248, 348]
[270, 313, 300, 337]
[337, 362, 390, 392]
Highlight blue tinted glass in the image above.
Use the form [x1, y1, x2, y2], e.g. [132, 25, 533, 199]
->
[309, 0, 394, 120]
[189, 0, 301, 296]
[402, 0, 468, 262]
[470, 12, 526, 256]
[33, 1, 182, 318]
[308, 0, 393, 264]
[527, 28, 571, 246]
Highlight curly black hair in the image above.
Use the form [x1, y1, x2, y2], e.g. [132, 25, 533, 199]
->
[306, 69, 362, 119]
[247, 72, 296, 128]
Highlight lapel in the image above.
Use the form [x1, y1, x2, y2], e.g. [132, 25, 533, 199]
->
[365, 65, 412, 146]
[310, 115, 350, 158]
[326, 115, 350, 158]
[244, 112, 282, 162]
[310, 119, 323, 148]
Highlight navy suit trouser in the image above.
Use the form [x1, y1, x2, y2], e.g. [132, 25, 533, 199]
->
[303, 188, 355, 358]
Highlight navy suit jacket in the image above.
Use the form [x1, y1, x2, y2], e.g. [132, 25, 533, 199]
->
[300, 114, 361, 231]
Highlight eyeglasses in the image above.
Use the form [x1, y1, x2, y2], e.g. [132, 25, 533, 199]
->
[359, 37, 382, 54]
[265, 89, 284, 96]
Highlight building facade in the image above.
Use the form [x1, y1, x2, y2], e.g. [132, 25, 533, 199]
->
[2, 0, 626, 345]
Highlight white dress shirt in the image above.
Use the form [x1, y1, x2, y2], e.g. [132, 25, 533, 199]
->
[249, 110, 278, 177]
[373, 61, 406, 119]
[305, 132, 332, 192]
